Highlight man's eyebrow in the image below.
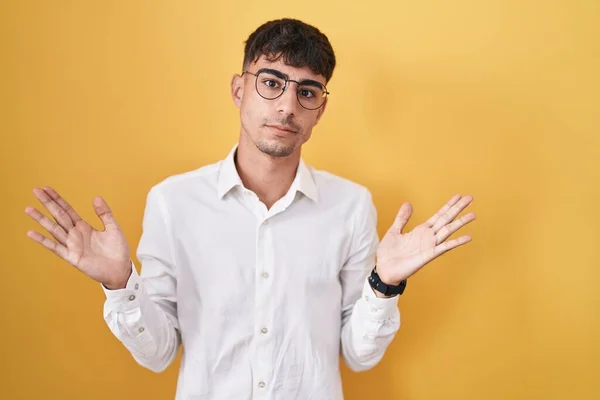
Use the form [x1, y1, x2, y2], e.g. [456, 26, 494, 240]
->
[256, 68, 325, 88]
[298, 79, 325, 89]
[256, 68, 288, 80]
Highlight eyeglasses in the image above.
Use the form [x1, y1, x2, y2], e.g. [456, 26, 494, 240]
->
[242, 68, 329, 110]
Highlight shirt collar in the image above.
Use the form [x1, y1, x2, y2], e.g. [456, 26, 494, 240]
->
[216, 145, 243, 198]
[216, 144, 318, 202]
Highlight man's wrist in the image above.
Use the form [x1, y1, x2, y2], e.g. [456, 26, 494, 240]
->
[103, 263, 133, 290]
[375, 265, 402, 286]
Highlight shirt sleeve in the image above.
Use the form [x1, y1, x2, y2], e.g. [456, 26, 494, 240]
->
[339, 187, 401, 372]
[102, 187, 181, 373]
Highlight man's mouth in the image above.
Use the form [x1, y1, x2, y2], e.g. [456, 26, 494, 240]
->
[266, 125, 297, 134]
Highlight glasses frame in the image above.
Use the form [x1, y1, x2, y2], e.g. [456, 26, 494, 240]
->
[242, 69, 330, 110]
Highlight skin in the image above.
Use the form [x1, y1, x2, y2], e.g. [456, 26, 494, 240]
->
[25, 54, 476, 296]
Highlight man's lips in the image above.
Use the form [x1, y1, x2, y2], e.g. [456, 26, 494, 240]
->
[266, 124, 297, 134]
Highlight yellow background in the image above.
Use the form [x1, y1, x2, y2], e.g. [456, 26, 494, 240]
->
[2, 1, 598, 399]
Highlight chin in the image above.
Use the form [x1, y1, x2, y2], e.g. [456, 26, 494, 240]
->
[256, 138, 296, 157]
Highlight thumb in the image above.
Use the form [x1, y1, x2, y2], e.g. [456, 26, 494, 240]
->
[93, 196, 118, 230]
[390, 202, 412, 234]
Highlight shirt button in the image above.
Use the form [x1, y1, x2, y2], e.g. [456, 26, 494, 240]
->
[261, 327, 268, 334]
[134, 283, 139, 290]
[138, 327, 145, 333]
[263, 220, 269, 225]
[258, 381, 266, 388]
[262, 272, 269, 278]
[129, 294, 136, 301]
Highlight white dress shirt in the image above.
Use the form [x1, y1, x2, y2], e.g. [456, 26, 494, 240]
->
[103, 145, 400, 399]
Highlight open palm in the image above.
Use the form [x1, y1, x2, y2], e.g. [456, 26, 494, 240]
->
[25, 186, 132, 289]
[376, 194, 476, 285]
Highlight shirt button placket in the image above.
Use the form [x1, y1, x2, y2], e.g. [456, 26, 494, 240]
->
[254, 218, 272, 397]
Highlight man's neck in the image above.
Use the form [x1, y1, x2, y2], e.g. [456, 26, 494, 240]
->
[234, 138, 300, 209]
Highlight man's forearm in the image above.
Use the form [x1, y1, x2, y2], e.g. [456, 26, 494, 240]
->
[340, 277, 401, 372]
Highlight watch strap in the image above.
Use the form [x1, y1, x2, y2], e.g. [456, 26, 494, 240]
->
[368, 266, 407, 296]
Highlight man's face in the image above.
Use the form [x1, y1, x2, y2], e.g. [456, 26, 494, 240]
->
[231, 56, 328, 158]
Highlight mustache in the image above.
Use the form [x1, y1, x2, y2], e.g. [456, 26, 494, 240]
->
[263, 118, 301, 133]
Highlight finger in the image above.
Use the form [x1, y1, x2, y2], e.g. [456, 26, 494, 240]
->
[43, 186, 82, 224]
[434, 234, 472, 258]
[93, 196, 119, 229]
[25, 206, 68, 245]
[431, 195, 474, 234]
[26, 230, 69, 260]
[426, 194, 462, 227]
[33, 187, 75, 231]
[435, 212, 476, 243]
[389, 202, 412, 234]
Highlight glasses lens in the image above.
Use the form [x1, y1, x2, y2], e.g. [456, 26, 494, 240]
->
[256, 71, 285, 99]
[297, 84, 327, 110]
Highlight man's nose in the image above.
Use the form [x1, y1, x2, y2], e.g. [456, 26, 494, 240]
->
[275, 83, 300, 115]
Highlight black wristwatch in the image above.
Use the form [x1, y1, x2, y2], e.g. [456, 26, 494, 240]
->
[368, 266, 407, 297]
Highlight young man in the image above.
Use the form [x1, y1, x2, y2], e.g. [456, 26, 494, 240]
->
[25, 18, 476, 399]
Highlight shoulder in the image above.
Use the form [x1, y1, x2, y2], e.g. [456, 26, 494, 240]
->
[145, 159, 223, 201]
[308, 165, 374, 207]
[307, 166, 379, 245]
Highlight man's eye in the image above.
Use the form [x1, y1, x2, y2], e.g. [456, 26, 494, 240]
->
[264, 80, 279, 88]
[299, 89, 315, 98]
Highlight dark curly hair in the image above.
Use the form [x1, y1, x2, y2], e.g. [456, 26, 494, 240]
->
[243, 18, 336, 82]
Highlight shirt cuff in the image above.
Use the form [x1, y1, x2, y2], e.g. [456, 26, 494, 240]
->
[360, 276, 399, 321]
[101, 262, 143, 310]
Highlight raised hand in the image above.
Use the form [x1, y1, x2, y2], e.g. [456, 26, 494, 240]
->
[25, 186, 132, 289]
[376, 194, 476, 286]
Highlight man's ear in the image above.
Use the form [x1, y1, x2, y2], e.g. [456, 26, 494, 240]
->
[231, 74, 244, 108]
[314, 97, 328, 125]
